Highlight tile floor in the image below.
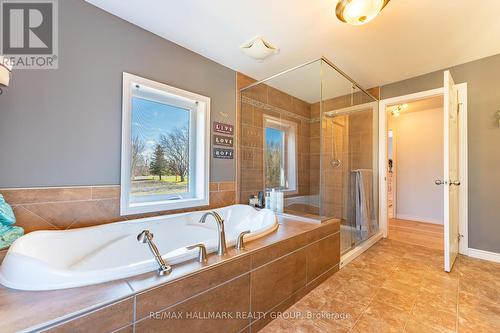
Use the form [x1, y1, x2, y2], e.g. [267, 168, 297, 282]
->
[261, 239, 500, 333]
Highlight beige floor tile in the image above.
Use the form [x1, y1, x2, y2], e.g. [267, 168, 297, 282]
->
[459, 276, 500, 303]
[364, 301, 410, 329]
[458, 316, 500, 333]
[458, 291, 500, 329]
[420, 279, 458, 299]
[259, 239, 500, 333]
[382, 279, 420, 295]
[372, 287, 418, 312]
[415, 290, 458, 315]
[411, 301, 457, 331]
[405, 318, 457, 333]
[350, 314, 402, 333]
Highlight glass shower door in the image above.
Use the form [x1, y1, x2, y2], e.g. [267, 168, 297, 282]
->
[320, 59, 379, 254]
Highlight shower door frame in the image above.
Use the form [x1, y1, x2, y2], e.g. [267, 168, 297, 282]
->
[323, 101, 385, 268]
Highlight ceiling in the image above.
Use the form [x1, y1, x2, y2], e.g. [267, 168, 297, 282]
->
[388, 95, 443, 117]
[86, 0, 500, 101]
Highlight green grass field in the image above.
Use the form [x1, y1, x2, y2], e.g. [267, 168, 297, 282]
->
[131, 175, 188, 196]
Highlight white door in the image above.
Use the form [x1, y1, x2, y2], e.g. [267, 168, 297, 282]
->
[443, 70, 460, 272]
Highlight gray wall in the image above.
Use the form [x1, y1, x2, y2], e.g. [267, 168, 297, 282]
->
[0, 0, 236, 187]
[382, 54, 500, 253]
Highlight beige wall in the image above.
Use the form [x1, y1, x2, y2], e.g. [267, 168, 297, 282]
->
[0, 0, 236, 187]
[381, 53, 500, 253]
[389, 108, 444, 224]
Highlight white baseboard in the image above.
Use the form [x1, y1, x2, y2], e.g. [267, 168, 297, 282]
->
[340, 232, 383, 268]
[467, 248, 500, 263]
[395, 214, 443, 225]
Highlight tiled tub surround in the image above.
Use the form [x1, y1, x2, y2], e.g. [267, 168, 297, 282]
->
[0, 182, 236, 234]
[0, 205, 278, 291]
[0, 216, 340, 333]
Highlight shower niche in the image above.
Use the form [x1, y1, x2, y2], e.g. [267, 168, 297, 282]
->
[239, 58, 380, 254]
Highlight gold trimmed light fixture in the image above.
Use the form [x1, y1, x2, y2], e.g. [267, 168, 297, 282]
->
[336, 0, 391, 26]
[391, 103, 408, 117]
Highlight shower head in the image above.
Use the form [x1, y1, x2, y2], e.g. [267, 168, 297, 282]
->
[331, 159, 342, 168]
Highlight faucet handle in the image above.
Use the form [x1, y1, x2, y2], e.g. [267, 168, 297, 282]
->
[186, 243, 208, 263]
[236, 230, 251, 250]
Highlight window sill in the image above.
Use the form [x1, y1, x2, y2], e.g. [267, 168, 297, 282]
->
[120, 197, 209, 216]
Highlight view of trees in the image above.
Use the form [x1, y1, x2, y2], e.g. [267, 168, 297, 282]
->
[149, 144, 168, 180]
[160, 127, 189, 182]
[131, 126, 189, 190]
[265, 141, 283, 188]
[131, 135, 149, 177]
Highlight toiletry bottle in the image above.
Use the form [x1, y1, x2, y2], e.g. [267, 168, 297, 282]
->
[265, 192, 271, 209]
[270, 189, 277, 211]
[277, 191, 284, 213]
[258, 191, 264, 208]
[249, 195, 259, 207]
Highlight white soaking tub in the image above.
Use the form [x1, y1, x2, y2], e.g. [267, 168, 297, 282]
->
[0, 205, 278, 291]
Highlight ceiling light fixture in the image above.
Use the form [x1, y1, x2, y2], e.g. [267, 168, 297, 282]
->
[336, 0, 391, 26]
[391, 103, 408, 117]
[240, 36, 279, 61]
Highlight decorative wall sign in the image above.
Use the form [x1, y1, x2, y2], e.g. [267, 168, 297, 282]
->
[213, 122, 234, 135]
[213, 148, 234, 159]
[213, 134, 233, 147]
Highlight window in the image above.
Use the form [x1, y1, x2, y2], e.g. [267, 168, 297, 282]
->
[264, 116, 297, 192]
[121, 73, 210, 215]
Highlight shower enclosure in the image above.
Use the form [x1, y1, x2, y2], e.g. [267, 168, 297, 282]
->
[239, 58, 379, 256]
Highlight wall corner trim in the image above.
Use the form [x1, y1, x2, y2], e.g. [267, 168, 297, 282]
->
[467, 248, 500, 264]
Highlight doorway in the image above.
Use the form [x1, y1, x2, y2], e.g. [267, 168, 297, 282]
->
[386, 96, 445, 250]
[379, 71, 469, 272]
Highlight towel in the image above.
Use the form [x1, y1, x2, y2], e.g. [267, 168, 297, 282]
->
[0, 194, 15, 225]
[353, 169, 378, 240]
[0, 194, 24, 249]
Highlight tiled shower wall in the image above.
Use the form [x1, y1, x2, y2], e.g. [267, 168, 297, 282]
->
[321, 115, 349, 219]
[0, 182, 236, 234]
[238, 74, 314, 206]
[238, 73, 379, 218]
[312, 90, 378, 220]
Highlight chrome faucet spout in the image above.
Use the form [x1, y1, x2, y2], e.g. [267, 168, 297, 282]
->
[199, 211, 227, 256]
[137, 230, 172, 276]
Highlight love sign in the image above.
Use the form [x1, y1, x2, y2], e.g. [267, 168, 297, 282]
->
[213, 135, 233, 147]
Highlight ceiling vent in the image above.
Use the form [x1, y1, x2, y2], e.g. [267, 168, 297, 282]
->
[240, 36, 279, 60]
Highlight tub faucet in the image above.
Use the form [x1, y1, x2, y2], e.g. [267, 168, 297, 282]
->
[199, 211, 227, 256]
[137, 230, 172, 276]
[236, 230, 251, 250]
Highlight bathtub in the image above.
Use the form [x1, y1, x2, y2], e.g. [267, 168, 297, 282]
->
[0, 205, 278, 291]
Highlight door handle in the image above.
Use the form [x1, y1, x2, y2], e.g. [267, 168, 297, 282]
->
[450, 180, 461, 186]
[435, 180, 446, 185]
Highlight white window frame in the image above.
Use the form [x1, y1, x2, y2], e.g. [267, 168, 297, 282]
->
[121, 72, 210, 215]
[263, 115, 298, 193]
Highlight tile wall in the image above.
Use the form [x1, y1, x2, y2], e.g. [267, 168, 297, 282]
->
[0, 182, 236, 234]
